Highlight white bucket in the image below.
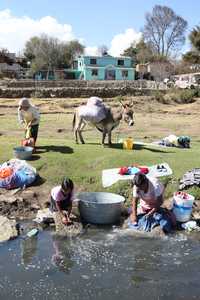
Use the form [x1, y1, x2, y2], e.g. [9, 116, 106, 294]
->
[172, 192, 194, 222]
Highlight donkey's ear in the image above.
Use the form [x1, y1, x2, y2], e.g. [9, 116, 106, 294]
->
[128, 101, 134, 108]
[118, 99, 126, 108]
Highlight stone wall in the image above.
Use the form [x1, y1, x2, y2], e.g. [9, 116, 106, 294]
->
[0, 80, 167, 98]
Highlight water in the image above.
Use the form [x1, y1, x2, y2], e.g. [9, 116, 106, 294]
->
[0, 225, 200, 300]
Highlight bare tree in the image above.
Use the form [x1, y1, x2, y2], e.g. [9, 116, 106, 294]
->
[143, 5, 187, 57]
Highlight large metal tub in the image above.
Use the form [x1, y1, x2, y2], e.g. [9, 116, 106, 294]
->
[78, 192, 125, 225]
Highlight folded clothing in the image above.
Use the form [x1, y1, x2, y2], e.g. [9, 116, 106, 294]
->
[118, 165, 149, 175]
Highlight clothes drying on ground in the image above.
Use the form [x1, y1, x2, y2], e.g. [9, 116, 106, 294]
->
[179, 168, 200, 190]
[153, 135, 191, 148]
[0, 159, 37, 189]
[118, 166, 149, 175]
[102, 163, 172, 188]
[79, 96, 107, 123]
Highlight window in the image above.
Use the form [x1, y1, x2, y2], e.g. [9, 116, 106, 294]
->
[122, 70, 128, 78]
[90, 58, 97, 65]
[118, 59, 124, 66]
[92, 69, 98, 76]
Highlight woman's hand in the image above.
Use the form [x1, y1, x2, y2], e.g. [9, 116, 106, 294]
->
[130, 213, 137, 225]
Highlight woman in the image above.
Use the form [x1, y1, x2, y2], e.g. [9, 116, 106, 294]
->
[18, 98, 40, 147]
[129, 172, 175, 233]
[50, 177, 74, 225]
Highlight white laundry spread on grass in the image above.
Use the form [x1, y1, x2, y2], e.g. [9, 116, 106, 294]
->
[102, 162, 173, 187]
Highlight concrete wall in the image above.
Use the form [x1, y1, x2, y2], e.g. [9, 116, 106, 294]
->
[0, 80, 166, 98]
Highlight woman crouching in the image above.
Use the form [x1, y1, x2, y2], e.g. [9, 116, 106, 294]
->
[129, 172, 176, 234]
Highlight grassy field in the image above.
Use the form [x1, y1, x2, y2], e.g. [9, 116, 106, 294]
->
[0, 96, 200, 205]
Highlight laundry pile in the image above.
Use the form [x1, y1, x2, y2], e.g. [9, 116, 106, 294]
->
[179, 168, 200, 190]
[0, 159, 36, 189]
[78, 96, 107, 123]
[153, 134, 191, 148]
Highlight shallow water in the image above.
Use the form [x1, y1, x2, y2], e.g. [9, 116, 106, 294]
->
[0, 225, 200, 300]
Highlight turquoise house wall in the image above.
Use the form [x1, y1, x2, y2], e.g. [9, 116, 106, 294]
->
[77, 55, 135, 80]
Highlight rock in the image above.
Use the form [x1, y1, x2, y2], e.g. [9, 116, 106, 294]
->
[0, 195, 17, 204]
[34, 208, 54, 224]
[0, 215, 18, 242]
[53, 212, 83, 237]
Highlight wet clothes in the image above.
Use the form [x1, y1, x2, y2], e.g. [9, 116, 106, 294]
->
[128, 208, 175, 233]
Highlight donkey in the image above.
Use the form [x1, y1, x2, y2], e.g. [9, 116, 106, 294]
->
[72, 101, 134, 145]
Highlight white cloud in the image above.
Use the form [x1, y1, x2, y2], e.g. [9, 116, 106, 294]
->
[109, 28, 142, 57]
[0, 9, 76, 53]
[84, 46, 99, 56]
[0, 10, 142, 59]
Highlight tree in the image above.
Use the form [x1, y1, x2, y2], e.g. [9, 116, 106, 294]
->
[143, 5, 187, 57]
[183, 26, 200, 64]
[60, 40, 84, 68]
[189, 26, 200, 51]
[123, 39, 154, 64]
[0, 48, 14, 64]
[24, 35, 84, 78]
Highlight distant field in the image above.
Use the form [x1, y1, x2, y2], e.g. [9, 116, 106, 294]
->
[0, 96, 200, 205]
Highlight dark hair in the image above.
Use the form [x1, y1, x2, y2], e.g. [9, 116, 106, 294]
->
[61, 177, 74, 192]
[132, 172, 147, 187]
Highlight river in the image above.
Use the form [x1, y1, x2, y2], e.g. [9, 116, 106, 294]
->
[0, 225, 200, 300]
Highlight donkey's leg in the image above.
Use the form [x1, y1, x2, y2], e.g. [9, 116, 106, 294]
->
[79, 120, 86, 144]
[102, 130, 107, 145]
[75, 117, 83, 144]
[108, 131, 112, 146]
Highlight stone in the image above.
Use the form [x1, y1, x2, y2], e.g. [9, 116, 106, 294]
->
[0, 195, 17, 204]
[53, 212, 83, 237]
[0, 215, 18, 242]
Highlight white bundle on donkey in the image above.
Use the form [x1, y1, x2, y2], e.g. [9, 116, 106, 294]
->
[78, 97, 106, 123]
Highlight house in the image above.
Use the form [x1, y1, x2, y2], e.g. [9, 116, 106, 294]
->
[136, 61, 174, 81]
[0, 52, 23, 78]
[74, 55, 135, 80]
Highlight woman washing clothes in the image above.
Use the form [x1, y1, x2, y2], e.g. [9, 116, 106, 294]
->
[50, 177, 75, 225]
[18, 98, 40, 148]
[129, 172, 176, 234]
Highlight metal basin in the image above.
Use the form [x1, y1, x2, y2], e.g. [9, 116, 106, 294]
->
[13, 146, 33, 160]
[78, 192, 125, 224]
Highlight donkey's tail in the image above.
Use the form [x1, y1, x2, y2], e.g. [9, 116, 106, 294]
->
[72, 111, 76, 131]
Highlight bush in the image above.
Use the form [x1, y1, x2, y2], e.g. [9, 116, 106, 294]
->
[152, 90, 165, 103]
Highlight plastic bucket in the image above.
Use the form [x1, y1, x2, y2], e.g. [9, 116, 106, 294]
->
[123, 138, 133, 150]
[172, 192, 194, 222]
[13, 146, 33, 160]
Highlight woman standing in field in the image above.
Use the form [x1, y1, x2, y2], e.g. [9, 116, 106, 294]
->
[18, 98, 40, 148]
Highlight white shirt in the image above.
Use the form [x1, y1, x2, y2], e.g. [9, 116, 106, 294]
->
[18, 106, 40, 126]
[133, 177, 164, 212]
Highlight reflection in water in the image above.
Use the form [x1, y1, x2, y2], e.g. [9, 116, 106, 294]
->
[51, 235, 74, 273]
[21, 236, 38, 265]
[1, 227, 200, 300]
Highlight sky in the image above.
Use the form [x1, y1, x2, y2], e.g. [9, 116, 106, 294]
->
[0, 0, 199, 56]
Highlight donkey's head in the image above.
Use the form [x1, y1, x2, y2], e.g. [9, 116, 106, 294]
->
[120, 101, 134, 126]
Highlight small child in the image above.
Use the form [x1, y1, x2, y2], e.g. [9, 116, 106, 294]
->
[50, 177, 74, 225]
